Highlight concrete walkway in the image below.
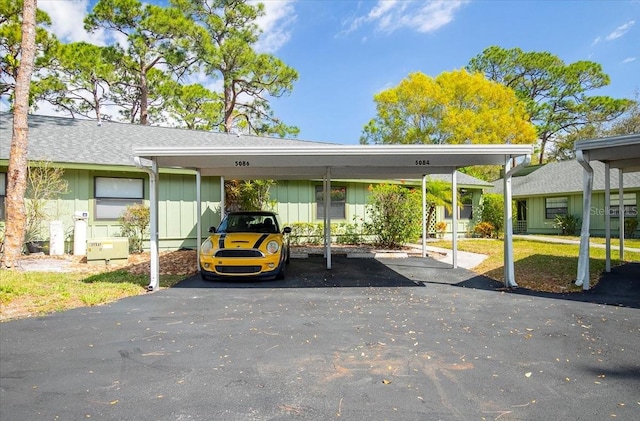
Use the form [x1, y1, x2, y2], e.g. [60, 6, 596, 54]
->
[514, 234, 640, 253]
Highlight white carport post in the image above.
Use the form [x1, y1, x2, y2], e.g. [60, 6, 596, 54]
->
[196, 169, 202, 266]
[451, 170, 458, 269]
[503, 155, 530, 288]
[147, 159, 160, 291]
[220, 176, 225, 221]
[604, 163, 611, 272]
[576, 150, 593, 290]
[324, 167, 332, 270]
[618, 170, 625, 260]
[422, 175, 427, 258]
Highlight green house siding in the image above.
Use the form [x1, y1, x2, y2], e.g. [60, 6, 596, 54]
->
[519, 190, 639, 237]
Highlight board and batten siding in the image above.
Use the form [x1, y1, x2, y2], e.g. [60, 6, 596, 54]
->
[521, 191, 639, 236]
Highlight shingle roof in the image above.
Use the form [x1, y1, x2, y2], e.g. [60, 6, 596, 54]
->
[1, 112, 494, 187]
[0, 112, 331, 167]
[491, 159, 640, 196]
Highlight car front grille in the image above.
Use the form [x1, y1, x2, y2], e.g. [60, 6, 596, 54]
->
[215, 265, 262, 274]
[215, 249, 263, 258]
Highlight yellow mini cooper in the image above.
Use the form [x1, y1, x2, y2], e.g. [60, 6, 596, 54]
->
[199, 211, 292, 281]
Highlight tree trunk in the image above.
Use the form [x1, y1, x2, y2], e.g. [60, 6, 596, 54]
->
[2, 0, 37, 269]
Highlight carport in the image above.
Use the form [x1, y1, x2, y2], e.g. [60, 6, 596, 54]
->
[132, 143, 533, 291]
[575, 133, 640, 289]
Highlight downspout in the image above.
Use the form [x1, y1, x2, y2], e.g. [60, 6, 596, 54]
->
[324, 167, 332, 270]
[451, 169, 458, 269]
[134, 156, 160, 292]
[503, 155, 531, 288]
[575, 150, 593, 289]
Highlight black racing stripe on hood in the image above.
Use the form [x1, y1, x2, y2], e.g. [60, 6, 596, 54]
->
[253, 234, 269, 249]
[218, 234, 226, 249]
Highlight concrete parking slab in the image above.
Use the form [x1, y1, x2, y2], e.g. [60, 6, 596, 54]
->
[1, 256, 639, 420]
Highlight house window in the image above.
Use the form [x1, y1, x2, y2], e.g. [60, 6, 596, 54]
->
[0, 173, 6, 220]
[445, 189, 473, 219]
[609, 193, 637, 218]
[316, 185, 346, 220]
[545, 197, 568, 219]
[95, 177, 144, 220]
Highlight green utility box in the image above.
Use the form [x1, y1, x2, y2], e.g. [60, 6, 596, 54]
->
[87, 238, 129, 265]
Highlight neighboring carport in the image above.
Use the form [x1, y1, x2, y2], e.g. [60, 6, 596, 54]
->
[575, 133, 640, 289]
[132, 143, 533, 291]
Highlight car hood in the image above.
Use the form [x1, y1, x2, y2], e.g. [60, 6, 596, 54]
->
[210, 232, 281, 250]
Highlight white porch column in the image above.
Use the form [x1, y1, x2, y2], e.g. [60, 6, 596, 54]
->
[451, 170, 458, 269]
[576, 150, 593, 290]
[422, 175, 427, 258]
[619, 169, 625, 261]
[604, 163, 611, 272]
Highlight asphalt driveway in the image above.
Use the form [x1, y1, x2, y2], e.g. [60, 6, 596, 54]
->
[1, 256, 639, 420]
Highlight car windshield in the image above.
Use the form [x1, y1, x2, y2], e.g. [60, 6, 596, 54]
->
[217, 214, 280, 234]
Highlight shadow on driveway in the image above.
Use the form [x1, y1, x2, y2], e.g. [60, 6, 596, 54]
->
[175, 256, 640, 309]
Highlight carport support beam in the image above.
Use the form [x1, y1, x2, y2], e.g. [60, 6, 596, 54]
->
[422, 175, 427, 258]
[503, 155, 530, 288]
[452, 170, 458, 269]
[196, 169, 202, 271]
[604, 163, 611, 272]
[324, 168, 332, 270]
[619, 170, 625, 260]
[576, 150, 593, 290]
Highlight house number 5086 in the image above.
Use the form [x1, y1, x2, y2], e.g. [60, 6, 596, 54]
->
[235, 161, 250, 167]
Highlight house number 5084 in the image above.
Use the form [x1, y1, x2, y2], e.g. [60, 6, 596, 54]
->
[415, 159, 430, 166]
[235, 161, 250, 167]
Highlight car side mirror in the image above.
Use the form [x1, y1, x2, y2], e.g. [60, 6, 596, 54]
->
[208, 226, 216, 233]
[283, 227, 292, 234]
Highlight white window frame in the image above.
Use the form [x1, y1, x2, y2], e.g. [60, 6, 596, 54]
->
[609, 193, 637, 218]
[316, 185, 347, 220]
[545, 197, 568, 220]
[0, 173, 6, 220]
[94, 176, 144, 220]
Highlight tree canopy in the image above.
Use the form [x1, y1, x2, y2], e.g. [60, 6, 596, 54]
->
[466, 46, 633, 163]
[360, 70, 537, 146]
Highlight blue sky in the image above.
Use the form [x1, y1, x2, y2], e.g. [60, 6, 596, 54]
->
[33, 1, 640, 144]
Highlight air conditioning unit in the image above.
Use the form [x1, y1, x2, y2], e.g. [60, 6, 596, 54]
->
[87, 238, 129, 266]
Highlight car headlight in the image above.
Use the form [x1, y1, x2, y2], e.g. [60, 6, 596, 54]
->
[201, 238, 213, 254]
[266, 240, 279, 254]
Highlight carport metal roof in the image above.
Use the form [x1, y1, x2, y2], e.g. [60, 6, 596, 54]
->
[133, 143, 534, 291]
[575, 134, 640, 289]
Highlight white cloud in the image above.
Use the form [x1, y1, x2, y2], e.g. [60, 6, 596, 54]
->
[251, 0, 297, 53]
[622, 57, 637, 64]
[605, 20, 635, 41]
[38, 0, 109, 45]
[344, 0, 468, 35]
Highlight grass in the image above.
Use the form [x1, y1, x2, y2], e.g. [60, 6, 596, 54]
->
[521, 234, 640, 249]
[2, 237, 639, 320]
[431, 238, 640, 292]
[0, 270, 185, 321]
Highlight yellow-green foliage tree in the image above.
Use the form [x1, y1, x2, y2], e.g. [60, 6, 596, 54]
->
[360, 70, 537, 146]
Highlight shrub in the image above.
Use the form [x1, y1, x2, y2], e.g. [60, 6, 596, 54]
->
[553, 214, 580, 236]
[118, 204, 150, 253]
[624, 218, 638, 238]
[364, 184, 421, 249]
[435, 221, 447, 238]
[473, 222, 495, 238]
[477, 193, 504, 234]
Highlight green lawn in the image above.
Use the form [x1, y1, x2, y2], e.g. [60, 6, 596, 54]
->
[431, 238, 640, 292]
[0, 270, 184, 321]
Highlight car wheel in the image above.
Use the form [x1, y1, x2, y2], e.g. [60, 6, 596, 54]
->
[285, 247, 291, 264]
[275, 266, 286, 280]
